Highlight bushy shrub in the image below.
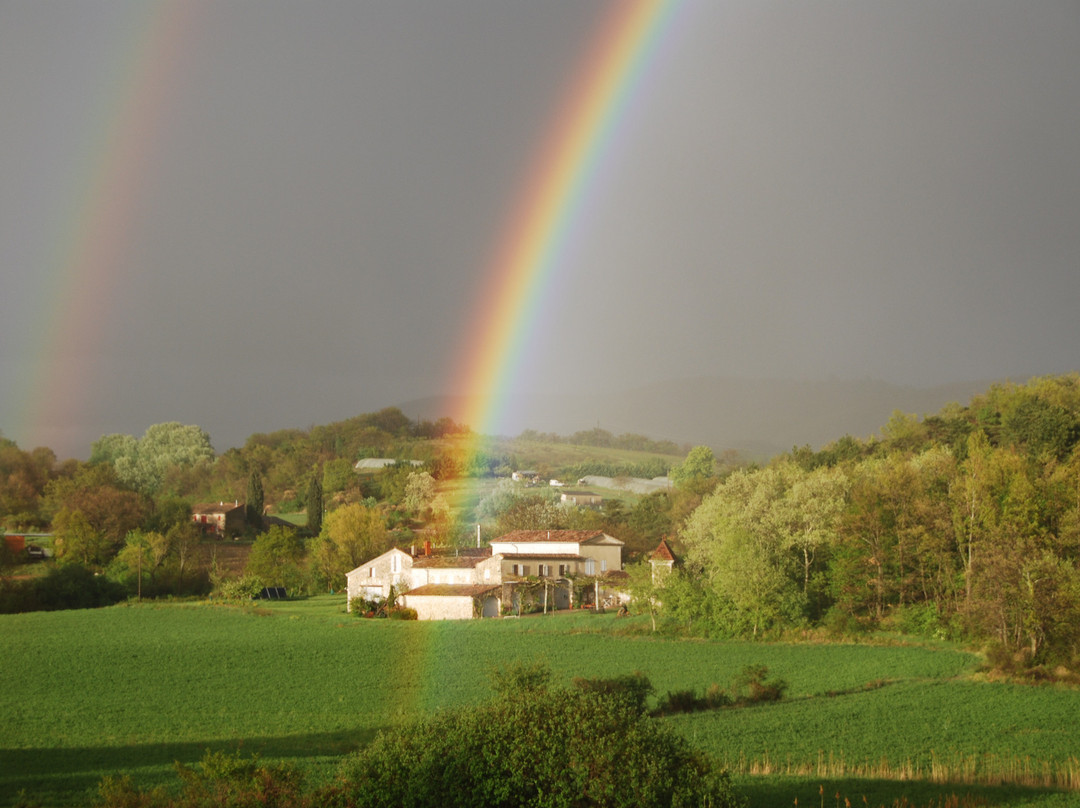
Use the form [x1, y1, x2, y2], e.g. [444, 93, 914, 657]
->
[653, 666, 783, 716]
[336, 664, 745, 808]
[571, 671, 653, 714]
[704, 682, 732, 709]
[732, 664, 787, 703]
[822, 604, 869, 637]
[654, 688, 700, 715]
[213, 575, 263, 601]
[387, 606, 417, 620]
[348, 596, 384, 617]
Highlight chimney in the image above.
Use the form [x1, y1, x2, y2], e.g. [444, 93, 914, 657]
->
[424, 540, 432, 556]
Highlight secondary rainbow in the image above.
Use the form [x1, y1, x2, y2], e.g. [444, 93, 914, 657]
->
[10, 0, 196, 455]
[451, 0, 681, 441]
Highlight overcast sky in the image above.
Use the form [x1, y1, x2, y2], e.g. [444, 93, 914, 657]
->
[2, 0, 1078, 458]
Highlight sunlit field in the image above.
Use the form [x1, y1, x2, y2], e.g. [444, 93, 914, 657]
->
[1, 596, 1076, 807]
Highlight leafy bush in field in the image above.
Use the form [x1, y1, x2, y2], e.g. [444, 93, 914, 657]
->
[335, 662, 745, 808]
[212, 575, 263, 601]
[387, 606, 417, 620]
[571, 670, 654, 714]
[732, 664, 787, 703]
[652, 666, 786, 716]
[348, 595, 383, 616]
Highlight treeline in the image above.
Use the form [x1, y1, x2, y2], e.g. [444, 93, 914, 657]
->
[645, 374, 1080, 669]
[517, 426, 686, 455]
[560, 458, 673, 481]
[0, 408, 469, 532]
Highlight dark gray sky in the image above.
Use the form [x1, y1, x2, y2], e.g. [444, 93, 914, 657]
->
[2, 0, 1079, 458]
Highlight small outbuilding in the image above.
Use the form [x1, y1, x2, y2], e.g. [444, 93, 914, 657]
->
[400, 584, 502, 620]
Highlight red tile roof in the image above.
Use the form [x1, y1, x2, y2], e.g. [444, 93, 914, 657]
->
[651, 539, 676, 562]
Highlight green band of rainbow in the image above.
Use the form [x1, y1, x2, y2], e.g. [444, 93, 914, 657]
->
[451, 0, 680, 443]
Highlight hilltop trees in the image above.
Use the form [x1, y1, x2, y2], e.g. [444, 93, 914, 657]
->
[91, 422, 214, 495]
[668, 374, 1080, 667]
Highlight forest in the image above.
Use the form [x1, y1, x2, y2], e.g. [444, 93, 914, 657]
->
[2, 374, 1080, 671]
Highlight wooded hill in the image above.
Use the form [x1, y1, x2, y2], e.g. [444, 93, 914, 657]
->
[3, 374, 1080, 671]
[658, 373, 1080, 670]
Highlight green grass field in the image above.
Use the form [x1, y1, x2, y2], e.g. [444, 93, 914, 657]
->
[1, 596, 1076, 807]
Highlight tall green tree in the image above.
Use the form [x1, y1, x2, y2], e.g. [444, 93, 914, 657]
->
[305, 474, 323, 536]
[245, 526, 305, 591]
[404, 471, 437, 518]
[52, 510, 112, 570]
[246, 471, 264, 527]
[321, 502, 387, 572]
[682, 467, 805, 636]
[670, 445, 717, 494]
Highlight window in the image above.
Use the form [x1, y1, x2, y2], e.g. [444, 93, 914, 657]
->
[369, 567, 374, 578]
[585, 558, 596, 575]
[558, 564, 568, 577]
[539, 564, 550, 577]
[390, 554, 400, 573]
[601, 560, 607, 572]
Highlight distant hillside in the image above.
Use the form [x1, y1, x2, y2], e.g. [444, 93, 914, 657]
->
[399, 377, 995, 460]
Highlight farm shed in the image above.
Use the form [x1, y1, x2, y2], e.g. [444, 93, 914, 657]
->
[400, 584, 501, 620]
[560, 490, 602, 507]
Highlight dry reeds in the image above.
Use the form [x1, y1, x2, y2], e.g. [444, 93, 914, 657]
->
[724, 750, 1080, 791]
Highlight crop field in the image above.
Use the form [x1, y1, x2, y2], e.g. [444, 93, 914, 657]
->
[1, 596, 1077, 807]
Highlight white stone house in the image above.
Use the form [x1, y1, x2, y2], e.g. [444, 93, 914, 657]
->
[345, 530, 626, 620]
[347, 547, 414, 601]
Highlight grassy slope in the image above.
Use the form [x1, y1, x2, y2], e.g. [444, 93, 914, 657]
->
[434, 434, 683, 477]
[1, 597, 1075, 807]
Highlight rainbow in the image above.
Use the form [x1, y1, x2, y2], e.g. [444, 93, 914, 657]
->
[450, 0, 682, 442]
[7, 1, 196, 456]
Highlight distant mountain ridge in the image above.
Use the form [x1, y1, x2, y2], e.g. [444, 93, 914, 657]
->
[398, 377, 995, 460]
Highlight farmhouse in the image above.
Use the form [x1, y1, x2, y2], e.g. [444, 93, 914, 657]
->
[191, 501, 246, 538]
[345, 530, 626, 620]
